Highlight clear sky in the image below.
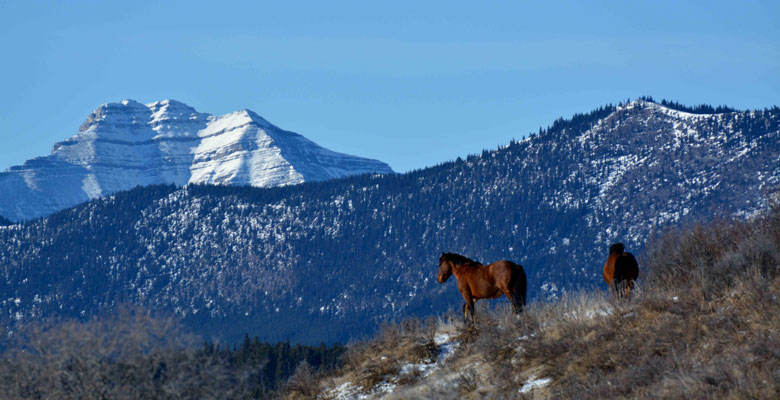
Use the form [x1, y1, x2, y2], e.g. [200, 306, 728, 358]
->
[1, 1, 778, 173]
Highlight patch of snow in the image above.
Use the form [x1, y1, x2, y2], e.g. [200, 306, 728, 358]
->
[81, 174, 103, 199]
[598, 153, 650, 197]
[584, 305, 613, 319]
[329, 380, 398, 400]
[519, 375, 552, 394]
[563, 307, 612, 320]
[329, 382, 360, 400]
[437, 341, 459, 364]
[540, 282, 560, 300]
[400, 362, 436, 377]
[648, 101, 713, 120]
[434, 332, 452, 345]
[369, 381, 397, 398]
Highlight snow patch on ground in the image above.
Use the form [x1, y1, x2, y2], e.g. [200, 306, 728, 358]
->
[436, 336, 459, 364]
[400, 332, 460, 378]
[328, 381, 391, 400]
[519, 375, 552, 394]
[327, 330, 462, 399]
[563, 301, 613, 321]
[328, 380, 399, 400]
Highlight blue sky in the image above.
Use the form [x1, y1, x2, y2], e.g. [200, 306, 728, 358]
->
[1, 1, 778, 173]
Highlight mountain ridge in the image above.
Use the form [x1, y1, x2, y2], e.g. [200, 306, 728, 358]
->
[1, 98, 778, 345]
[0, 99, 393, 222]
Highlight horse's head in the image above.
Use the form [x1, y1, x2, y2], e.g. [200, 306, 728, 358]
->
[609, 242, 625, 255]
[437, 252, 454, 283]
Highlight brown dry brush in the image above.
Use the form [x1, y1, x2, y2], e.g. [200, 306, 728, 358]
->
[0, 306, 256, 400]
[522, 207, 780, 399]
[295, 205, 780, 399]
[339, 317, 437, 391]
[280, 317, 443, 399]
[280, 361, 319, 400]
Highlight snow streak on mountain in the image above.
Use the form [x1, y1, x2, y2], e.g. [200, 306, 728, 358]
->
[0, 100, 393, 222]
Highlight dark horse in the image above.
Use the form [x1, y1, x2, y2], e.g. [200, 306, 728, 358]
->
[437, 252, 526, 321]
[603, 243, 639, 298]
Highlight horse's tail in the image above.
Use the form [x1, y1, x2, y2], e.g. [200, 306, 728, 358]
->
[511, 262, 527, 308]
[614, 253, 639, 282]
[614, 253, 639, 295]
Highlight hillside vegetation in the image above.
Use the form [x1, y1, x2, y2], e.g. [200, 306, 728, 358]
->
[0, 205, 777, 400]
[0, 308, 344, 399]
[284, 204, 780, 399]
[2, 100, 779, 344]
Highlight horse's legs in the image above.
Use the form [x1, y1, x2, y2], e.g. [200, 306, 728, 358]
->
[612, 280, 623, 298]
[613, 279, 635, 299]
[462, 302, 472, 320]
[502, 290, 522, 314]
[460, 289, 475, 322]
[498, 275, 522, 314]
[461, 300, 475, 322]
[624, 280, 635, 299]
[514, 294, 524, 313]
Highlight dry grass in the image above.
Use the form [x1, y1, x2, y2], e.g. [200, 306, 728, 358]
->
[281, 361, 319, 400]
[0, 306, 254, 399]
[340, 318, 437, 390]
[14, 205, 774, 399]
[302, 205, 780, 399]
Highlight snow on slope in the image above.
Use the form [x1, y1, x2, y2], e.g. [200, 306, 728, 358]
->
[1, 99, 778, 345]
[0, 100, 393, 222]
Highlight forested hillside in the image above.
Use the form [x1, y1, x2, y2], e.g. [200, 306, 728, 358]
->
[0, 308, 345, 399]
[1, 99, 778, 344]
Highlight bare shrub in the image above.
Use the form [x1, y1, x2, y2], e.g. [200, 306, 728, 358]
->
[341, 317, 437, 390]
[525, 206, 780, 399]
[456, 367, 478, 395]
[281, 361, 319, 400]
[644, 206, 780, 300]
[0, 306, 251, 399]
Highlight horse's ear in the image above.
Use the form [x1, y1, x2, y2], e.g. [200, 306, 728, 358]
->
[441, 252, 445, 256]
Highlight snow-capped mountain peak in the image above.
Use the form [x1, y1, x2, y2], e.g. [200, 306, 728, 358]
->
[0, 100, 393, 221]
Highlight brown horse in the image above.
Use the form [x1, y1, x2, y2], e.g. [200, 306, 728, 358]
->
[437, 252, 526, 321]
[603, 243, 639, 298]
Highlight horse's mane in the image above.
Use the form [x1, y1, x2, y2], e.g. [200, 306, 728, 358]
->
[442, 252, 481, 265]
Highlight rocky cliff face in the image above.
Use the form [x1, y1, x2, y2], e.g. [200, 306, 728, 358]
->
[0, 100, 393, 221]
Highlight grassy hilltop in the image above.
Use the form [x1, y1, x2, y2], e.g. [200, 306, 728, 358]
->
[283, 203, 780, 399]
